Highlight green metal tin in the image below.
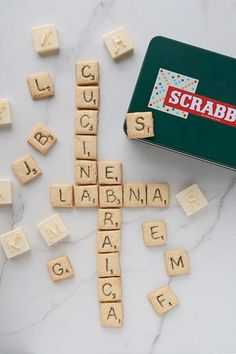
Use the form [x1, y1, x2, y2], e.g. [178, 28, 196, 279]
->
[124, 36, 236, 170]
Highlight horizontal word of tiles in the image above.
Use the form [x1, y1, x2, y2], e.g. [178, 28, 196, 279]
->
[50, 184, 74, 208]
[98, 161, 122, 185]
[74, 185, 98, 208]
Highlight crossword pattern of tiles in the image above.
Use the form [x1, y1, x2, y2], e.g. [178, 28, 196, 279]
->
[97, 162, 123, 327]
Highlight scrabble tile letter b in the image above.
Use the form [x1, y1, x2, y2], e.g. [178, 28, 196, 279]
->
[47, 256, 74, 282]
[12, 154, 42, 185]
[148, 284, 179, 316]
[27, 123, 57, 155]
[176, 184, 208, 216]
[27, 72, 54, 100]
[103, 26, 134, 61]
[126, 112, 154, 139]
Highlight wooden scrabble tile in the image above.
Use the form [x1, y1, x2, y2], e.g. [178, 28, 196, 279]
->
[32, 24, 59, 55]
[47, 255, 74, 282]
[103, 26, 133, 61]
[98, 208, 121, 230]
[37, 214, 69, 246]
[11, 154, 42, 185]
[97, 230, 120, 253]
[148, 284, 179, 316]
[0, 180, 12, 205]
[165, 249, 190, 276]
[27, 123, 57, 154]
[0, 227, 30, 259]
[98, 161, 122, 185]
[97, 252, 121, 277]
[126, 112, 154, 139]
[75, 135, 97, 160]
[27, 72, 54, 100]
[176, 184, 208, 216]
[75, 61, 99, 86]
[50, 184, 74, 208]
[75, 110, 98, 135]
[0, 100, 12, 127]
[100, 302, 123, 327]
[98, 277, 122, 302]
[76, 86, 99, 110]
[74, 160, 97, 185]
[147, 183, 169, 207]
[123, 183, 146, 207]
[74, 185, 98, 208]
[142, 220, 167, 247]
[99, 185, 123, 208]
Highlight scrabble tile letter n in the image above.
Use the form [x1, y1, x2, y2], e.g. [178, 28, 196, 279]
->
[148, 284, 179, 316]
[103, 27, 134, 61]
[27, 72, 54, 100]
[12, 154, 42, 185]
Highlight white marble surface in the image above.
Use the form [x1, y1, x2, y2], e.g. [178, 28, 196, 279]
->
[1, 0, 236, 353]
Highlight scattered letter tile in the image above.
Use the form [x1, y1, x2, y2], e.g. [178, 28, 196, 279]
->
[12, 154, 42, 185]
[165, 249, 190, 276]
[75, 135, 97, 160]
[75, 110, 98, 135]
[98, 277, 122, 302]
[148, 284, 179, 316]
[27, 123, 57, 154]
[32, 24, 59, 55]
[0, 100, 12, 127]
[27, 72, 54, 100]
[75, 61, 99, 86]
[142, 220, 167, 246]
[0, 180, 12, 205]
[103, 26, 133, 61]
[123, 183, 146, 207]
[176, 184, 208, 216]
[74, 160, 97, 185]
[50, 184, 74, 208]
[0, 227, 30, 259]
[98, 208, 121, 230]
[74, 185, 98, 208]
[76, 86, 99, 110]
[98, 161, 122, 185]
[37, 214, 69, 246]
[47, 255, 74, 282]
[99, 185, 123, 208]
[100, 302, 123, 327]
[97, 252, 121, 277]
[97, 230, 120, 253]
[126, 112, 154, 139]
[147, 183, 169, 207]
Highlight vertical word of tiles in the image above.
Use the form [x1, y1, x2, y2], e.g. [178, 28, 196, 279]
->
[98, 208, 121, 230]
[75, 61, 99, 86]
[100, 302, 123, 327]
[74, 160, 97, 185]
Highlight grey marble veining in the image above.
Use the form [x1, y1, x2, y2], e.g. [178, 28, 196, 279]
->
[0, 0, 236, 353]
